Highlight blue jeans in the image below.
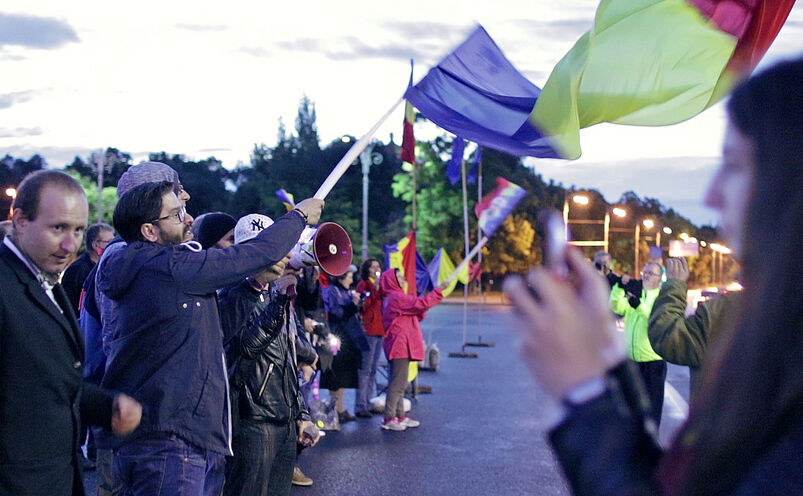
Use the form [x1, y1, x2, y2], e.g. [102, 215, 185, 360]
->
[113, 434, 225, 496]
[356, 335, 384, 413]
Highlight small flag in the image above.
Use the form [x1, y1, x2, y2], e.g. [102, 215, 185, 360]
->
[475, 177, 526, 236]
[467, 145, 481, 185]
[427, 247, 468, 297]
[383, 232, 418, 296]
[446, 137, 465, 186]
[275, 189, 295, 212]
[401, 101, 417, 165]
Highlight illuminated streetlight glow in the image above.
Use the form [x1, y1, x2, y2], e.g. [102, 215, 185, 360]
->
[709, 243, 732, 254]
[688, 237, 698, 243]
[5, 188, 16, 198]
[612, 207, 627, 218]
[700, 240, 707, 247]
[642, 219, 655, 229]
[662, 226, 672, 234]
[572, 194, 589, 205]
[680, 232, 689, 241]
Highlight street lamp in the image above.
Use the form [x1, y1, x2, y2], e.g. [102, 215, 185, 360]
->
[562, 193, 590, 239]
[5, 187, 16, 220]
[634, 218, 655, 271]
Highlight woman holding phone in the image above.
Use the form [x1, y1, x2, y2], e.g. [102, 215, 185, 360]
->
[505, 57, 803, 495]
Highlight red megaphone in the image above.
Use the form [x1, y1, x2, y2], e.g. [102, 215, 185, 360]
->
[289, 222, 353, 276]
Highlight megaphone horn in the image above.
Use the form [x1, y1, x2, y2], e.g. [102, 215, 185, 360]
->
[289, 222, 353, 276]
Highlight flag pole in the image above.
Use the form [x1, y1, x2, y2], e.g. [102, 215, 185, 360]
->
[314, 96, 404, 200]
[465, 156, 493, 348]
[444, 237, 488, 284]
[449, 157, 478, 359]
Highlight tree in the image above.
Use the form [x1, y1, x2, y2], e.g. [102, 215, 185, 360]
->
[65, 147, 132, 186]
[148, 153, 232, 217]
[0, 154, 46, 218]
[64, 170, 117, 226]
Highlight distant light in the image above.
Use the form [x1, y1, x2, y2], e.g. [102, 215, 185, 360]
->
[572, 194, 589, 205]
[662, 226, 672, 234]
[700, 240, 707, 247]
[688, 237, 698, 244]
[341, 136, 352, 143]
[612, 207, 627, 218]
[680, 232, 689, 241]
[709, 243, 732, 254]
[5, 188, 16, 198]
[642, 219, 655, 229]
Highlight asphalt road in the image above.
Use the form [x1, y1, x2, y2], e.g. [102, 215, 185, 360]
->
[83, 301, 690, 496]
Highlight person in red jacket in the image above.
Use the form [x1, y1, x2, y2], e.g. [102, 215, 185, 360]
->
[354, 258, 385, 417]
[378, 268, 446, 431]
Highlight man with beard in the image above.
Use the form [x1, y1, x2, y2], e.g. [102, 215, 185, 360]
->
[99, 181, 323, 496]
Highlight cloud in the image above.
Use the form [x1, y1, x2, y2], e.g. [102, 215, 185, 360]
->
[276, 36, 430, 62]
[0, 144, 96, 168]
[0, 127, 43, 138]
[381, 21, 463, 41]
[0, 90, 39, 109]
[175, 23, 228, 33]
[238, 46, 272, 58]
[0, 13, 79, 49]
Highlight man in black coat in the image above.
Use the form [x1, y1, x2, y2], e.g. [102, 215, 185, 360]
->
[0, 170, 141, 496]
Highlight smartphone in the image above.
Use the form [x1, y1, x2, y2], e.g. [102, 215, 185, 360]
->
[540, 210, 569, 277]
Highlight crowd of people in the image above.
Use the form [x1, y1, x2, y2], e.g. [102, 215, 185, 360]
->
[0, 160, 447, 496]
[1, 56, 801, 496]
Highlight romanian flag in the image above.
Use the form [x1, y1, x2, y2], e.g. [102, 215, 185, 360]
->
[383, 232, 418, 296]
[275, 189, 295, 212]
[531, 0, 795, 159]
[427, 247, 469, 297]
[401, 101, 417, 165]
[475, 177, 526, 236]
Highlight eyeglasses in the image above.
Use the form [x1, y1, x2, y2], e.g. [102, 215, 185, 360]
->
[150, 206, 186, 225]
[641, 270, 662, 278]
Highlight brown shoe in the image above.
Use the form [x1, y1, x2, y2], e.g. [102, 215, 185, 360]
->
[292, 466, 313, 487]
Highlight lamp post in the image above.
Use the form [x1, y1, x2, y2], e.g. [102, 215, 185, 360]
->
[358, 143, 383, 262]
[562, 192, 589, 240]
[635, 218, 655, 271]
[5, 187, 16, 220]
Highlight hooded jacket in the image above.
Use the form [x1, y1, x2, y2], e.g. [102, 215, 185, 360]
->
[97, 211, 304, 454]
[610, 284, 662, 362]
[379, 269, 442, 361]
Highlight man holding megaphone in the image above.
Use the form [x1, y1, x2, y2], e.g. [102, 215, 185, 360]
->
[99, 182, 323, 496]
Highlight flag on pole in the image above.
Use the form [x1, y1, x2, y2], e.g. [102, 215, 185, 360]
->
[401, 101, 417, 165]
[275, 189, 295, 212]
[404, 26, 560, 159]
[530, 0, 795, 159]
[383, 232, 418, 296]
[427, 247, 468, 297]
[415, 251, 433, 295]
[446, 137, 466, 185]
[475, 177, 526, 236]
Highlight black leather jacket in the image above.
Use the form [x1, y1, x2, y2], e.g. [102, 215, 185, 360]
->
[219, 282, 310, 424]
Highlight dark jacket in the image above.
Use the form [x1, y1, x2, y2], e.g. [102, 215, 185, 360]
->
[648, 279, 739, 392]
[61, 250, 95, 315]
[0, 243, 113, 496]
[327, 284, 369, 353]
[223, 284, 310, 424]
[549, 374, 803, 495]
[97, 211, 304, 454]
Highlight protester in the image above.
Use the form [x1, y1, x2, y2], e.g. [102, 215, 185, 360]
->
[80, 161, 190, 495]
[504, 57, 803, 495]
[322, 267, 369, 423]
[193, 211, 237, 250]
[0, 170, 141, 496]
[648, 256, 740, 393]
[219, 213, 320, 496]
[609, 261, 666, 426]
[379, 268, 446, 431]
[355, 258, 385, 417]
[98, 180, 323, 495]
[61, 222, 114, 314]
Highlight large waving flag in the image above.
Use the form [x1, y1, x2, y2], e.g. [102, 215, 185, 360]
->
[383, 232, 418, 296]
[404, 26, 560, 159]
[531, 0, 795, 159]
[427, 247, 469, 297]
[475, 177, 527, 236]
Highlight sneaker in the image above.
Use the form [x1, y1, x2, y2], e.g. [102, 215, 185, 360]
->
[292, 466, 313, 487]
[338, 410, 356, 423]
[380, 417, 407, 431]
[400, 416, 420, 428]
[355, 410, 372, 418]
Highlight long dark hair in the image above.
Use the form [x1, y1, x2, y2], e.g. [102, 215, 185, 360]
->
[665, 57, 803, 495]
[360, 258, 379, 281]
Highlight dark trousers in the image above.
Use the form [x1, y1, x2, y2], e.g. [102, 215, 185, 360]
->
[223, 419, 297, 496]
[384, 358, 410, 421]
[637, 360, 667, 427]
[113, 434, 225, 496]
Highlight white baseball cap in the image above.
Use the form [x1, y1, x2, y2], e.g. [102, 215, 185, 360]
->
[234, 213, 274, 244]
